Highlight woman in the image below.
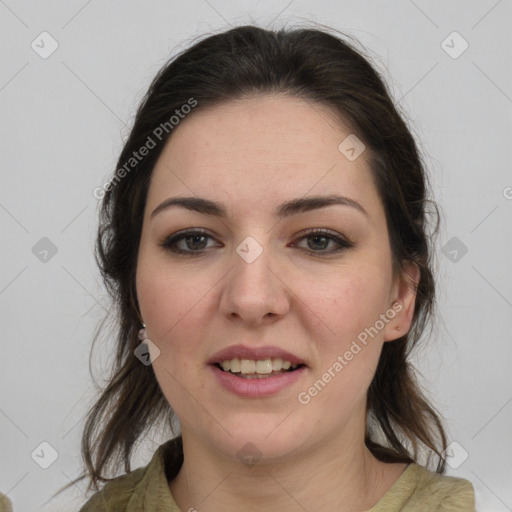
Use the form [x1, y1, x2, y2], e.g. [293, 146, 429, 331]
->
[70, 24, 475, 511]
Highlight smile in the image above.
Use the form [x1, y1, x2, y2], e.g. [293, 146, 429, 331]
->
[216, 358, 303, 378]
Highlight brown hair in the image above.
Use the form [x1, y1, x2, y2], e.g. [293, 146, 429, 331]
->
[57, 23, 447, 497]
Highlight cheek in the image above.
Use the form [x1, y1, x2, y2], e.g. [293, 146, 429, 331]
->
[136, 258, 218, 361]
[137, 265, 209, 411]
[300, 272, 388, 412]
[300, 265, 392, 403]
[304, 267, 391, 341]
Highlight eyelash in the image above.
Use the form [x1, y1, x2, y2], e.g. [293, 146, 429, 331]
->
[159, 228, 354, 257]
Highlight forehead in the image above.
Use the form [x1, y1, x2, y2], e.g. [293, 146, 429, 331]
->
[146, 94, 381, 218]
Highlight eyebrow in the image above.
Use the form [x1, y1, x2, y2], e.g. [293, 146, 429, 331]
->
[150, 194, 368, 220]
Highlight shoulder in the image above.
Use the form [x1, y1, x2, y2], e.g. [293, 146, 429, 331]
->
[78, 466, 148, 512]
[0, 492, 13, 512]
[370, 463, 476, 511]
[399, 463, 475, 511]
[78, 437, 183, 512]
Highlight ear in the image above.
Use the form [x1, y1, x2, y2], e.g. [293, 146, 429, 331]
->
[383, 261, 421, 342]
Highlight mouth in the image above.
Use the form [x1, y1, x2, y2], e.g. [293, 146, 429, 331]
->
[213, 358, 306, 379]
[207, 344, 307, 379]
[208, 345, 307, 397]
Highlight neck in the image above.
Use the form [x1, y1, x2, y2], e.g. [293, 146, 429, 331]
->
[169, 417, 400, 511]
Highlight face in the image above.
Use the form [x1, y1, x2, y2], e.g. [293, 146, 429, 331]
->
[135, 94, 417, 463]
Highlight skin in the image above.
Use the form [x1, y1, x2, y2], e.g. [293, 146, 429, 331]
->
[135, 94, 420, 511]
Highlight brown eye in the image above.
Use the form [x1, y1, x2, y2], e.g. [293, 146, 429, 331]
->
[160, 228, 353, 257]
[293, 229, 353, 255]
[160, 229, 220, 255]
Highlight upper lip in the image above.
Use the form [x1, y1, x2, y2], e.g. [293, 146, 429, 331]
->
[207, 345, 306, 366]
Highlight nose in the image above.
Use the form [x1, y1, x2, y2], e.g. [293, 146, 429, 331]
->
[219, 241, 290, 327]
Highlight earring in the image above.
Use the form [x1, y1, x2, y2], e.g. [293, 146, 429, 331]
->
[138, 323, 147, 341]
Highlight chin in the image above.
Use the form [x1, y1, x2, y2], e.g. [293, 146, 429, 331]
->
[203, 416, 311, 466]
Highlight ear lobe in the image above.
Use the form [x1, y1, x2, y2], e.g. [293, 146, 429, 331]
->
[383, 261, 420, 342]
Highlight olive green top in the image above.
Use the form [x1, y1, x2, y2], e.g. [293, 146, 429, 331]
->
[0, 493, 13, 512]
[79, 437, 475, 511]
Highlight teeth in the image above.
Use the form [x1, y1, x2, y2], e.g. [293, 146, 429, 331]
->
[219, 358, 299, 374]
[272, 358, 282, 371]
[241, 359, 256, 373]
[256, 359, 272, 374]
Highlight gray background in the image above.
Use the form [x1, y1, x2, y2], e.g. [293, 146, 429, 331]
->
[1, 1, 511, 510]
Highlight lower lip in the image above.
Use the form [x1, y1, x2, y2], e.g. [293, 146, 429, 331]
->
[209, 365, 307, 398]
